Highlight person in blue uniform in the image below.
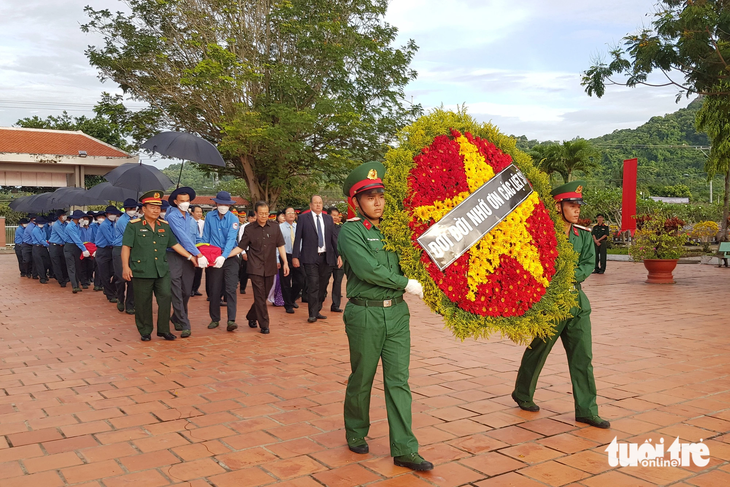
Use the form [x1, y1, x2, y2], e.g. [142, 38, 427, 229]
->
[21, 215, 37, 279]
[48, 211, 69, 287]
[78, 212, 95, 289]
[202, 191, 240, 331]
[96, 206, 121, 303]
[113, 199, 139, 314]
[63, 210, 91, 293]
[167, 187, 207, 338]
[31, 216, 51, 284]
[14, 218, 29, 277]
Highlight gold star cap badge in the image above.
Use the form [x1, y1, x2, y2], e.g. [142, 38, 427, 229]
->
[367, 169, 378, 180]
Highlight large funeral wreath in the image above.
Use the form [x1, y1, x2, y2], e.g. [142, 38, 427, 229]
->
[381, 109, 578, 344]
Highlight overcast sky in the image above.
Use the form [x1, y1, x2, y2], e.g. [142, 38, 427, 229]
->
[0, 0, 691, 161]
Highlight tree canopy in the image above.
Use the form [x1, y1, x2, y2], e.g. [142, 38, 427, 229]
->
[82, 0, 421, 208]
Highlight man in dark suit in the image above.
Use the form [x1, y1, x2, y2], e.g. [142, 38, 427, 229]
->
[293, 195, 342, 323]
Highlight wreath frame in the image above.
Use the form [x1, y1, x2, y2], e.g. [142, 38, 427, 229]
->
[381, 108, 578, 345]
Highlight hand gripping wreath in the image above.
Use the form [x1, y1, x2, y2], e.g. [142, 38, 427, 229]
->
[381, 110, 577, 344]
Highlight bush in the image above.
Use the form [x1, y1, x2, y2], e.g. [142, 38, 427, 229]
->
[628, 212, 688, 261]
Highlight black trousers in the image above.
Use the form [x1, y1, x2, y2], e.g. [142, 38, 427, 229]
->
[112, 246, 134, 310]
[22, 243, 35, 278]
[32, 245, 51, 282]
[192, 267, 202, 294]
[239, 257, 249, 292]
[96, 247, 115, 298]
[80, 257, 93, 286]
[303, 253, 332, 319]
[280, 253, 304, 310]
[169, 252, 195, 330]
[207, 257, 238, 323]
[331, 266, 345, 309]
[14, 245, 24, 275]
[49, 244, 68, 285]
[247, 274, 275, 331]
[63, 243, 84, 288]
[595, 242, 608, 272]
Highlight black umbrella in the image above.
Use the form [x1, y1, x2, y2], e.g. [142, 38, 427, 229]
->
[11, 194, 48, 213]
[140, 131, 225, 188]
[86, 182, 137, 202]
[47, 187, 108, 208]
[103, 163, 174, 193]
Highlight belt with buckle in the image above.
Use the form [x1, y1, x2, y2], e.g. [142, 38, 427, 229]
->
[51, 243, 63, 246]
[349, 296, 404, 308]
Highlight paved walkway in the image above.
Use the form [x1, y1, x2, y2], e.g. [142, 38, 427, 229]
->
[1, 255, 729, 487]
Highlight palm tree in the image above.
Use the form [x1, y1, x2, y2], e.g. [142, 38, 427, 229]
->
[530, 139, 600, 183]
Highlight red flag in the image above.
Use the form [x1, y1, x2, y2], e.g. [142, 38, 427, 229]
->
[621, 158, 638, 235]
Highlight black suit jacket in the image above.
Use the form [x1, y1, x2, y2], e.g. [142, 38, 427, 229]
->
[292, 211, 339, 266]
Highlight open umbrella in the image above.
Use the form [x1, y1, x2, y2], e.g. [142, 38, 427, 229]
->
[104, 163, 174, 194]
[47, 187, 108, 208]
[140, 131, 225, 188]
[86, 182, 137, 202]
[11, 194, 48, 213]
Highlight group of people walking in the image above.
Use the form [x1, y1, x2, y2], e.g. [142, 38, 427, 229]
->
[10, 166, 610, 473]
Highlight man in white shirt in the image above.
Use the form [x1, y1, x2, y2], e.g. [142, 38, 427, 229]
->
[279, 207, 304, 314]
[190, 204, 205, 297]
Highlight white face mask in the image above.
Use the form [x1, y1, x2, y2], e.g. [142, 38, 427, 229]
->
[37, 224, 45, 229]
[60, 215, 67, 222]
[160, 211, 166, 219]
[177, 201, 190, 212]
[126, 210, 136, 217]
[80, 220, 89, 227]
[217, 205, 230, 215]
[108, 214, 118, 222]
[21, 224, 27, 228]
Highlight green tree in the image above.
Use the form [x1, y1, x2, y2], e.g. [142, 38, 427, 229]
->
[529, 139, 600, 184]
[82, 0, 420, 208]
[581, 0, 730, 239]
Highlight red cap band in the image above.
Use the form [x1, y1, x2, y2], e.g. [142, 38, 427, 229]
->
[553, 191, 583, 202]
[349, 178, 384, 197]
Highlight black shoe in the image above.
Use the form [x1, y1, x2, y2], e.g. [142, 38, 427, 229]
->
[598, 271, 605, 274]
[307, 317, 317, 323]
[227, 321, 238, 332]
[348, 439, 369, 454]
[60, 283, 67, 288]
[141, 335, 151, 341]
[32, 276, 39, 280]
[260, 328, 270, 334]
[117, 302, 125, 312]
[172, 322, 183, 331]
[157, 332, 177, 341]
[93, 286, 102, 291]
[511, 392, 540, 412]
[72, 287, 81, 294]
[125, 308, 135, 315]
[40, 279, 48, 284]
[285, 308, 295, 314]
[592, 269, 599, 274]
[108, 298, 118, 303]
[576, 416, 610, 429]
[330, 307, 342, 313]
[240, 290, 246, 294]
[394, 453, 433, 471]
[292, 303, 299, 309]
[316, 313, 327, 320]
[248, 320, 257, 328]
[81, 284, 88, 289]
[193, 291, 202, 296]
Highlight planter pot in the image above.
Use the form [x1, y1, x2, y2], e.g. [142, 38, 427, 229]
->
[643, 258, 678, 284]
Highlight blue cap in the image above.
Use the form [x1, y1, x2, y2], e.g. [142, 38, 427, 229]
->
[122, 198, 138, 209]
[35, 216, 48, 225]
[161, 200, 170, 210]
[69, 210, 87, 220]
[212, 191, 236, 205]
[105, 206, 122, 216]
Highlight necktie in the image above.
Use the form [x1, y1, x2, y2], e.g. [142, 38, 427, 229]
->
[316, 215, 324, 248]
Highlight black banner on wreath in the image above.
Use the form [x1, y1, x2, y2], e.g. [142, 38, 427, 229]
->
[417, 164, 533, 270]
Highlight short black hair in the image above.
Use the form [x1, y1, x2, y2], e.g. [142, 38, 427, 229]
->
[329, 207, 340, 215]
[254, 201, 269, 213]
[190, 204, 201, 212]
[596, 213, 605, 218]
[247, 210, 256, 218]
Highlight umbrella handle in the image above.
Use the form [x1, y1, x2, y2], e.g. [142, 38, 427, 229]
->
[177, 161, 184, 189]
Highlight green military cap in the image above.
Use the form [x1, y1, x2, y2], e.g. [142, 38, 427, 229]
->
[139, 190, 165, 206]
[343, 161, 386, 198]
[551, 180, 586, 204]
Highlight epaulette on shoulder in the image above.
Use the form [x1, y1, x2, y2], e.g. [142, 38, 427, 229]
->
[130, 218, 142, 223]
[346, 217, 361, 222]
[158, 219, 168, 224]
[574, 224, 590, 232]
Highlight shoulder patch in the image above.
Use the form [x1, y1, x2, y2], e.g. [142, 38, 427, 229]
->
[233, 222, 239, 229]
[346, 217, 361, 222]
[130, 218, 141, 223]
[158, 219, 168, 224]
[362, 219, 372, 230]
[574, 224, 590, 232]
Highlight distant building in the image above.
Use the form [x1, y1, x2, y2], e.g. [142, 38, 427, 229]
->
[649, 196, 690, 204]
[0, 127, 137, 188]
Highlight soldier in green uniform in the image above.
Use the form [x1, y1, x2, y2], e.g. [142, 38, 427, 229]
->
[337, 162, 433, 471]
[511, 181, 610, 429]
[122, 190, 199, 341]
[591, 214, 610, 274]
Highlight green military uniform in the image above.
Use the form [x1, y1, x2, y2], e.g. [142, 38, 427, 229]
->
[122, 191, 179, 338]
[338, 162, 420, 459]
[591, 222, 610, 273]
[513, 181, 605, 425]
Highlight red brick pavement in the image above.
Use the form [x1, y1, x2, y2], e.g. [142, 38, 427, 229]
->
[1, 255, 729, 486]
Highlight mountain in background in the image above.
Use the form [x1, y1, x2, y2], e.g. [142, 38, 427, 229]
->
[514, 98, 720, 202]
